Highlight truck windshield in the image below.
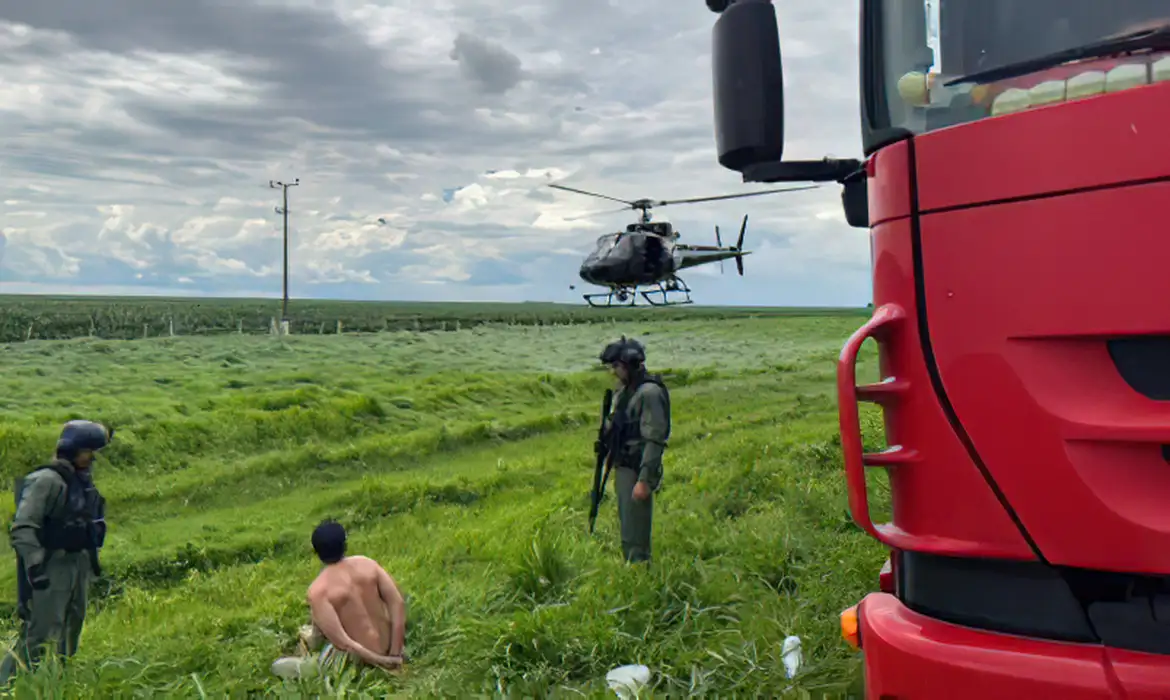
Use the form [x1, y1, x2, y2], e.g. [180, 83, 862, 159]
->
[876, 0, 1170, 135]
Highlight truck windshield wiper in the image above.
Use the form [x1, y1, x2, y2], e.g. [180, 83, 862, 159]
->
[944, 22, 1170, 86]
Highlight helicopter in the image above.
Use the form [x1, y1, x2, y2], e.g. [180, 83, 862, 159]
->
[550, 182, 820, 307]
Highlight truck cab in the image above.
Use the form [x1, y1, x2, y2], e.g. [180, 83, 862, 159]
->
[705, 1, 1170, 697]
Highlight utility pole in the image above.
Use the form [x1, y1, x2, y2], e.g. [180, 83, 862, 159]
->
[269, 178, 299, 325]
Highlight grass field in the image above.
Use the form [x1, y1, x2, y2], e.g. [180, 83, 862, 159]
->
[0, 307, 887, 697]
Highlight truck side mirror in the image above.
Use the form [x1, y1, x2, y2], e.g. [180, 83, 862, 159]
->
[712, 0, 785, 173]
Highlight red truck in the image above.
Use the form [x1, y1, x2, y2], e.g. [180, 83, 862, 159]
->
[705, 1, 1170, 697]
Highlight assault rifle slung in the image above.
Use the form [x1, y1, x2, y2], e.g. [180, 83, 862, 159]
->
[589, 389, 614, 534]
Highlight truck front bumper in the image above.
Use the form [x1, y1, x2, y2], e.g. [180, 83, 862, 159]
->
[849, 592, 1170, 699]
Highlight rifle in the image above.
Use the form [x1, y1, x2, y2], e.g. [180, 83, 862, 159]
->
[588, 389, 614, 534]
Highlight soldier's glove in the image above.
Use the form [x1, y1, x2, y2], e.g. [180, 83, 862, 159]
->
[26, 563, 49, 591]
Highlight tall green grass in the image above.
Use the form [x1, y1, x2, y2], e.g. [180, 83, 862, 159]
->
[0, 314, 886, 697]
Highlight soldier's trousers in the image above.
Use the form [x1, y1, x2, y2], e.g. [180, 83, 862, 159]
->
[615, 467, 653, 564]
[0, 551, 90, 685]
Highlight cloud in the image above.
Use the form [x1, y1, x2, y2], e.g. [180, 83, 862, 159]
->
[450, 32, 525, 94]
[0, 0, 868, 307]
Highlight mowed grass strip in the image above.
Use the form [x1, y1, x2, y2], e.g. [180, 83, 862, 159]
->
[0, 368, 817, 599]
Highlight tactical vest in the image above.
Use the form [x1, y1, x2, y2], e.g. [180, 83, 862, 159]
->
[15, 463, 107, 554]
[609, 374, 672, 467]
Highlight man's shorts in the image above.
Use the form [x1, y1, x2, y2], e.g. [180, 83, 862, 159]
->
[317, 643, 353, 673]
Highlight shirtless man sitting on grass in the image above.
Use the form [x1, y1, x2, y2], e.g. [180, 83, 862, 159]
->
[272, 520, 406, 679]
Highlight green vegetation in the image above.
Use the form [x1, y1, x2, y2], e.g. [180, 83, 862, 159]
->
[0, 308, 887, 697]
[0, 294, 866, 342]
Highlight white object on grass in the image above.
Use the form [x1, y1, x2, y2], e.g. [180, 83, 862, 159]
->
[781, 635, 802, 678]
[271, 656, 313, 680]
[606, 664, 651, 698]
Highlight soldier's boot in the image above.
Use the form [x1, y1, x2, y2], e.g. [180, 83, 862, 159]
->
[0, 647, 21, 687]
[0, 630, 61, 686]
[616, 468, 653, 564]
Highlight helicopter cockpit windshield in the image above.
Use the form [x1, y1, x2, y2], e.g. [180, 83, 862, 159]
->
[580, 231, 644, 285]
[587, 232, 629, 261]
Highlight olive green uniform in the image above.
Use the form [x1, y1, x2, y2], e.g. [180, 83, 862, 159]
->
[0, 460, 97, 683]
[610, 376, 671, 563]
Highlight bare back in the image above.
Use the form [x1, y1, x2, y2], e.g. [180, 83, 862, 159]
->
[307, 555, 392, 655]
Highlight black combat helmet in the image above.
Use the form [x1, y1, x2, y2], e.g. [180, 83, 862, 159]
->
[600, 336, 646, 366]
[56, 420, 113, 460]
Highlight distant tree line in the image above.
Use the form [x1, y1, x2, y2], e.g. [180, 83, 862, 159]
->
[0, 296, 869, 343]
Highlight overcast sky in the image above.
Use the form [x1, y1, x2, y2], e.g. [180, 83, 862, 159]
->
[0, 0, 866, 306]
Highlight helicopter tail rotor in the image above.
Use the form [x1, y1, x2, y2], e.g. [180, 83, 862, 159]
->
[735, 215, 747, 276]
[715, 225, 725, 274]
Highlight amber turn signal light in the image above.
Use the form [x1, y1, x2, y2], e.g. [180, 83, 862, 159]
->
[840, 605, 860, 649]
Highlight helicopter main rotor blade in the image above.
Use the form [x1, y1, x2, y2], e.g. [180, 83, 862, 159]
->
[562, 205, 634, 222]
[548, 184, 636, 206]
[653, 184, 821, 207]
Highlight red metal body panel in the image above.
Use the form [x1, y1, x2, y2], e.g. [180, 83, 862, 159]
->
[859, 593, 1117, 699]
[845, 80, 1170, 698]
[915, 80, 1170, 211]
[920, 181, 1170, 572]
[1105, 649, 1170, 698]
[838, 150, 1032, 560]
[866, 140, 911, 226]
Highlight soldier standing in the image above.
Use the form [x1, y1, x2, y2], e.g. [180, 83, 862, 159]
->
[599, 337, 671, 564]
[0, 420, 110, 685]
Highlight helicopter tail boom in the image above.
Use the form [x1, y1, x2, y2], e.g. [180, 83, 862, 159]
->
[675, 214, 749, 275]
[676, 248, 751, 273]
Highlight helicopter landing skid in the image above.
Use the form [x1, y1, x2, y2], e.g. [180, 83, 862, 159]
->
[583, 277, 693, 308]
[639, 277, 693, 306]
[584, 288, 637, 307]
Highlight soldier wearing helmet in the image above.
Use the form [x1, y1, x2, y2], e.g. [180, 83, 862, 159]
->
[0, 420, 111, 685]
[599, 337, 671, 564]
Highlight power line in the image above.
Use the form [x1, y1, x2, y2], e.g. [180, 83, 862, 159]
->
[269, 178, 299, 324]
